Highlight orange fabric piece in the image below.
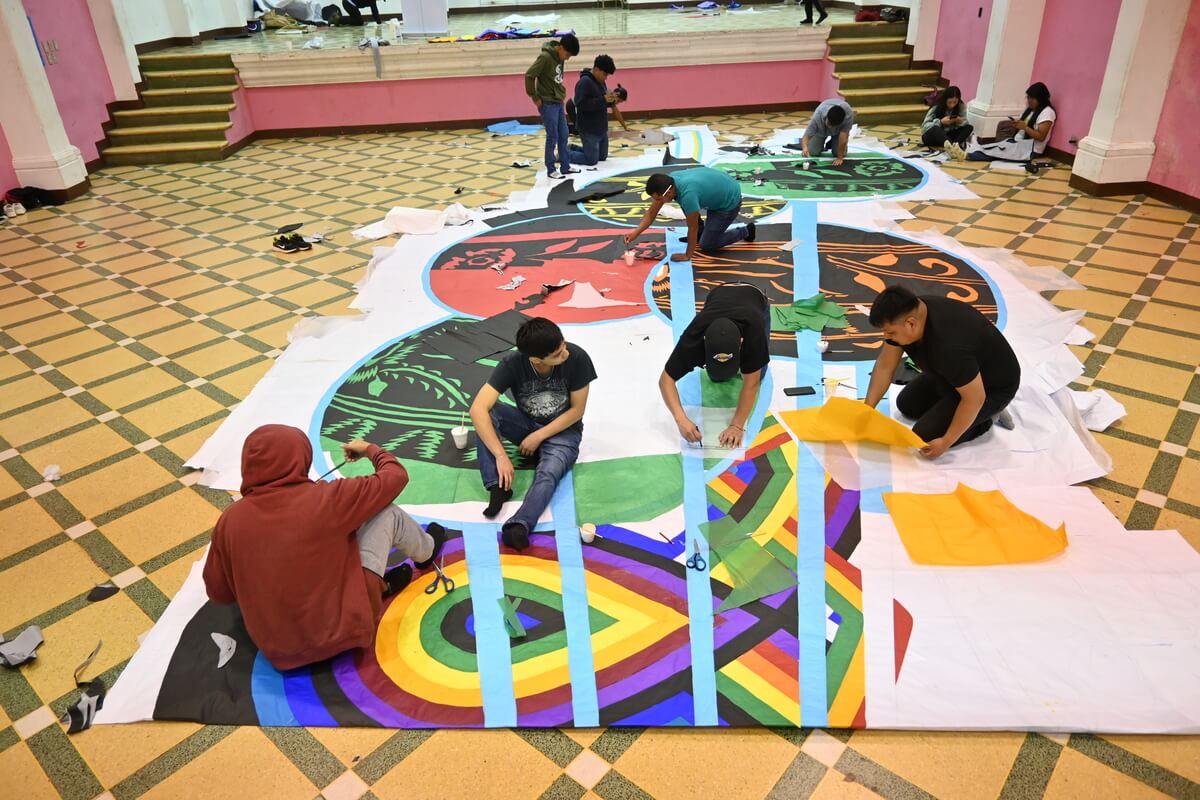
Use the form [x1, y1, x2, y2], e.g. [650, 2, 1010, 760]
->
[779, 397, 926, 448]
[883, 484, 1069, 566]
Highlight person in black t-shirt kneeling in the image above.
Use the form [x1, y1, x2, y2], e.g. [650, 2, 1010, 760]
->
[469, 317, 597, 550]
[660, 284, 771, 448]
[863, 285, 1020, 459]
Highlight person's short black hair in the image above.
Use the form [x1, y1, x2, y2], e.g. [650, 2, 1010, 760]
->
[594, 54, 616, 74]
[321, 4, 342, 23]
[826, 104, 846, 126]
[645, 173, 674, 197]
[558, 33, 580, 56]
[515, 317, 565, 359]
[614, 85, 628, 101]
[868, 285, 920, 327]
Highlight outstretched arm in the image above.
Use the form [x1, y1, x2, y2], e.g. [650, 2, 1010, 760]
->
[660, 370, 702, 443]
[864, 343, 903, 408]
[719, 369, 763, 447]
[625, 196, 666, 243]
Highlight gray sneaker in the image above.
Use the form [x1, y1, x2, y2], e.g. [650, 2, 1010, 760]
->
[996, 409, 1015, 430]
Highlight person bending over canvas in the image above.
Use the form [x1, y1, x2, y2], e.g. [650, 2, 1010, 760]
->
[803, 98, 855, 166]
[863, 286, 1019, 459]
[470, 317, 597, 551]
[659, 284, 770, 448]
[203, 425, 445, 670]
[624, 169, 756, 261]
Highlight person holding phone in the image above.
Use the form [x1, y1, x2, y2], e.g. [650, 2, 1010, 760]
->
[967, 82, 1056, 162]
[921, 86, 973, 158]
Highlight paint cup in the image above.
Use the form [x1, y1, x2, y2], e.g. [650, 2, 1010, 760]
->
[580, 523, 597, 544]
[623, 250, 636, 266]
[802, 160, 811, 170]
[451, 425, 469, 449]
[285, 40, 293, 51]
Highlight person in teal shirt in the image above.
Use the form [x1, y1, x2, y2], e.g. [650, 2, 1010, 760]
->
[623, 168, 756, 262]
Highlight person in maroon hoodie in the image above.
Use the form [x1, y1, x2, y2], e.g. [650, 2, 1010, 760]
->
[203, 424, 445, 670]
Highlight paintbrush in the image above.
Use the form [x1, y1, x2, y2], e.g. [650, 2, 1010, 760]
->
[317, 460, 346, 481]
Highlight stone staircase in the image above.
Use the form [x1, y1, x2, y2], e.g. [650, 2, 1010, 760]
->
[101, 51, 239, 167]
[827, 20, 938, 126]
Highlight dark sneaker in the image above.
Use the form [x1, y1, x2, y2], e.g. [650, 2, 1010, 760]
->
[414, 522, 446, 570]
[745, 221, 757, 243]
[288, 233, 312, 251]
[273, 236, 299, 253]
[382, 563, 413, 597]
[501, 522, 530, 551]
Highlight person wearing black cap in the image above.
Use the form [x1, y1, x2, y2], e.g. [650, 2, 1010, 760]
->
[659, 284, 770, 448]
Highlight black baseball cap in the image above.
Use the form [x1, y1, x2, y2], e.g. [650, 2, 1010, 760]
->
[704, 318, 741, 381]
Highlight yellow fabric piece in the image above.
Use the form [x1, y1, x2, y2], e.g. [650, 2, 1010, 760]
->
[884, 484, 1069, 566]
[779, 397, 926, 448]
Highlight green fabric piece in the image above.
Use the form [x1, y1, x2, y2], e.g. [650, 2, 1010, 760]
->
[770, 293, 849, 332]
[699, 516, 749, 553]
[574, 454, 683, 524]
[499, 596, 526, 639]
[716, 543, 797, 613]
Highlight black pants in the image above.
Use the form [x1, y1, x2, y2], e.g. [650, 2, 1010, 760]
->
[342, 0, 381, 24]
[802, 0, 826, 21]
[896, 372, 1014, 446]
[921, 124, 974, 149]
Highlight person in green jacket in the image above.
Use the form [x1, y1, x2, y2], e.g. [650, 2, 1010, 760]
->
[524, 34, 581, 180]
[921, 86, 973, 159]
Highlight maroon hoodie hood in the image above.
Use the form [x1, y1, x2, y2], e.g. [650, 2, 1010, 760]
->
[205, 425, 409, 670]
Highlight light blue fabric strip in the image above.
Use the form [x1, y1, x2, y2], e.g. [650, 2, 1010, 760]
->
[792, 201, 829, 727]
[250, 651, 299, 726]
[667, 229, 718, 726]
[550, 472, 600, 727]
[460, 522, 517, 727]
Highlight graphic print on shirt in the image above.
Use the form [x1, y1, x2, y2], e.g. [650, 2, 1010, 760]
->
[518, 375, 569, 421]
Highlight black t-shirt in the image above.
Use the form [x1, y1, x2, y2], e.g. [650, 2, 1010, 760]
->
[486, 342, 597, 429]
[898, 296, 1021, 394]
[664, 284, 770, 381]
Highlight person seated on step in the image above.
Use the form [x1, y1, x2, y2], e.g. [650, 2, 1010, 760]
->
[658, 283, 771, 449]
[802, 98, 855, 167]
[921, 85, 973, 159]
[862, 285, 1019, 460]
[470, 317, 597, 551]
[967, 82, 1056, 163]
[624, 169, 756, 262]
[203, 425, 445, 670]
[567, 54, 629, 167]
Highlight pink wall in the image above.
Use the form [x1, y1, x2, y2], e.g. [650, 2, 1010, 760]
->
[1148, 0, 1200, 199]
[0, 126, 17, 193]
[239, 60, 831, 134]
[226, 87, 254, 146]
[23, 0, 115, 165]
[933, 0, 993, 98]
[1029, 0, 1120, 154]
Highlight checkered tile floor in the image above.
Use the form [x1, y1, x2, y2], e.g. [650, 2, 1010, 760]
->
[0, 115, 1197, 800]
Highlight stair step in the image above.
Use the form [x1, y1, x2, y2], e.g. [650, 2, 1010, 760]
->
[853, 103, 931, 124]
[140, 85, 239, 106]
[828, 53, 911, 72]
[835, 68, 940, 89]
[143, 67, 238, 88]
[113, 104, 235, 127]
[109, 122, 233, 145]
[103, 140, 227, 154]
[102, 139, 228, 166]
[841, 85, 935, 106]
[827, 21, 908, 39]
[828, 36, 908, 55]
[137, 51, 235, 71]
[143, 68, 238, 79]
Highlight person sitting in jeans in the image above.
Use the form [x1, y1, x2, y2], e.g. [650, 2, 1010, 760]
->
[568, 54, 628, 167]
[624, 169, 757, 260]
[921, 85, 973, 158]
[469, 317, 597, 551]
[524, 34, 581, 180]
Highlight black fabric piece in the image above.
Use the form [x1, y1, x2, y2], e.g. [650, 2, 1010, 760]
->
[427, 329, 513, 364]
[383, 563, 413, 597]
[61, 680, 105, 734]
[468, 309, 535, 344]
[275, 222, 303, 234]
[662, 152, 700, 167]
[87, 583, 119, 602]
[567, 182, 627, 204]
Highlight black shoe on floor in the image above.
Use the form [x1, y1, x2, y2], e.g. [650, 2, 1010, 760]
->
[288, 233, 313, 251]
[801, 17, 813, 23]
[273, 235, 299, 253]
[414, 522, 446, 569]
[745, 221, 757, 243]
[816, 11, 828, 23]
[501, 522, 530, 551]
[382, 563, 413, 597]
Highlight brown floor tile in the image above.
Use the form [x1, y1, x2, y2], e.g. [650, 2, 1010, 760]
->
[0, 397, 94, 449]
[123, 388, 226, 437]
[106, 306, 192, 339]
[101, 489, 218, 565]
[74, 720, 202, 788]
[56, 454, 177, 519]
[89, 368, 182, 411]
[848, 730, 1024, 800]
[0, 743, 60, 798]
[22, 423, 133, 477]
[1117, 327, 1200, 368]
[172, 339, 262, 378]
[0, 498, 63, 560]
[56, 346, 146, 387]
[372, 730, 560, 800]
[141, 727, 317, 800]
[1097, 354, 1192, 401]
[1043, 748, 1170, 800]
[1071, 267, 1145, 295]
[1149, 279, 1200, 308]
[1093, 434, 1159, 491]
[615, 729, 796, 800]
[0, 542, 107, 630]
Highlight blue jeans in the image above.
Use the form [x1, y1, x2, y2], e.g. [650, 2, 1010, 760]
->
[569, 131, 609, 166]
[699, 203, 749, 253]
[477, 403, 582, 534]
[539, 102, 570, 174]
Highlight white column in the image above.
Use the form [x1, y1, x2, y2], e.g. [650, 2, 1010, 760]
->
[86, 0, 140, 101]
[0, 0, 87, 192]
[1073, 0, 1190, 186]
[965, 0, 1046, 137]
[907, 0, 942, 62]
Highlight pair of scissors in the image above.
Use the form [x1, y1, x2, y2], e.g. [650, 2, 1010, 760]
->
[686, 539, 707, 571]
[424, 558, 455, 594]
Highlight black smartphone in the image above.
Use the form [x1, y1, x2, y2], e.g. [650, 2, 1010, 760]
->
[783, 386, 816, 396]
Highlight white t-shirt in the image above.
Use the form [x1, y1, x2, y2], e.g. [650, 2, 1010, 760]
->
[1016, 106, 1056, 154]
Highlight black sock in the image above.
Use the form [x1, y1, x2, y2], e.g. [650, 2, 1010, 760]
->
[745, 221, 757, 243]
[414, 523, 446, 570]
[483, 486, 512, 519]
[501, 523, 530, 551]
[383, 563, 412, 597]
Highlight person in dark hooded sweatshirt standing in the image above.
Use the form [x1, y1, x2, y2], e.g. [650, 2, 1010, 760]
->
[568, 54, 625, 167]
[203, 425, 446, 670]
[525, 33, 581, 180]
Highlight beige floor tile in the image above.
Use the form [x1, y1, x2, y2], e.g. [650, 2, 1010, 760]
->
[210, 359, 272, 399]
[616, 728, 796, 800]
[211, 299, 290, 329]
[1103, 394, 1179, 442]
[138, 323, 221, 358]
[241, 269, 310, 294]
[180, 286, 253, 315]
[308, 726, 397, 767]
[75, 290, 156, 322]
[1156, 508, 1200, 554]
[1055, 209, 1116, 229]
[1119, 217, 1185, 239]
[89, 368, 182, 411]
[0, 498, 62, 560]
[563, 728, 603, 748]
[1105, 231, 1176, 256]
[1071, 266, 1145, 295]
[277, 280, 350, 309]
[975, 213, 1034, 234]
[74, 720, 201, 788]
[106, 306, 191, 338]
[0, 542, 106, 630]
[28, 328, 114, 364]
[1150, 278, 1200, 308]
[849, 730, 1023, 800]
[150, 272, 222, 299]
[2, 299, 79, 335]
[56, 454, 176, 519]
[56, 346, 147, 387]
[808, 767, 884, 799]
[101, 489, 218, 565]
[1093, 434, 1159, 491]
[141, 728, 316, 800]
[1164, 259, 1200, 282]
[0, 742, 59, 799]
[124, 388, 226, 437]
[373, 730, 560, 800]
[127, 262, 192, 287]
[0, 352, 29, 381]
[23, 423, 133, 477]
[1043, 748, 1170, 800]
[1138, 300, 1200, 335]
[1117, 327, 1200, 369]
[0, 464, 24, 501]
[0, 397, 93, 448]
[162, 419, 222, 462]
[172, 340, 262, 378]
[1100, 735, 1200, 784]
[1016, 236, 1086, 262]
[1097, 354, 1193, 401]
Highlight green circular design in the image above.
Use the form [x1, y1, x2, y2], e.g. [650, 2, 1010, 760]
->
[714, 154, 925, 200]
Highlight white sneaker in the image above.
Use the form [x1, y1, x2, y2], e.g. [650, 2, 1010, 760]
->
[548, 170, 565, 179]
[12, 203, 25, 215]
[2, 204, 15, 218]
[565, 167, 581, 174]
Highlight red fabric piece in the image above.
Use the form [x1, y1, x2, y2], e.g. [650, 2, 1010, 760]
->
[893, 599, 914, 681]
[203, 425, 408, 670]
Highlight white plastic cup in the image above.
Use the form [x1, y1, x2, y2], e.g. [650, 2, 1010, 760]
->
[451, 425, 469, 449]
[285, 40, 293, 51]
[580, 523, 596, 544]
[623, 250, 636, 266]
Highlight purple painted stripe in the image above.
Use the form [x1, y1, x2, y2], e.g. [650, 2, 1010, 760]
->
[597, 641, 693, 708]
[582, 546, 689, 601]
[756, 586, 797, 610]
[597, 525, 683, 560]
[518, 700, 574, 727]
[331, 653, 428, 727]
[768, 629, 800, 660]
[825, 489, 860, 548]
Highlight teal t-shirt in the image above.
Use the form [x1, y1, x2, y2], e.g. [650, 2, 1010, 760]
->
[673, 167, 742, 215]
